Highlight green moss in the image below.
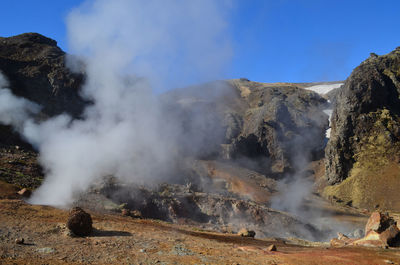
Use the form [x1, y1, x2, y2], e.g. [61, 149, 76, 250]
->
[325, 109, 400, 210]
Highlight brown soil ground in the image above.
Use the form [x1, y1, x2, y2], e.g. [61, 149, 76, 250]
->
[1, 149, 398, 264]
[1, 195, 400, 265]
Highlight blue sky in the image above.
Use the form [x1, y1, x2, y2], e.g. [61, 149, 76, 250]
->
[1, 0, 400, 83]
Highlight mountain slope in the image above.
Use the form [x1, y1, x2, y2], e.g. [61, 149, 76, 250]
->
[325, 47, 400, 210]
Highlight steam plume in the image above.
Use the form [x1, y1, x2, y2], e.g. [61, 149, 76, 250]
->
[0, 0, 232, 205]
[0, 73, 40, 130]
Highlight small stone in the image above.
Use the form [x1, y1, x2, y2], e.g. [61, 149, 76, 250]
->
[267, 244, 277, 251]
[353, 229, 364, 238]
[237, 228, 255, 238]
[17, 188, 31, 197]
[37, 247, 55, 254]
[131, 210, 142, 219]
[15, 238, 24, 244]
[121, 209, 131, 216]
[337, 232, 349, 240]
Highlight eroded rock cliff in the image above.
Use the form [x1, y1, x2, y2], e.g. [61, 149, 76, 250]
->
[325, 47, 400, 210]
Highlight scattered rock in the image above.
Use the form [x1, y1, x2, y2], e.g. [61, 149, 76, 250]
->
[66, 207, 93, 237]
[337, 232, 349, 240]
[238, 228, 256, 238]
[171, 244, 194, 256]
[365, 212, 395, 235]
[15, 238, 24, 244]
[352, 230, 387, 248]
[121, 209, 130, 216]
[330, 236, 355, 247]
[331, 211, 400, 248]
[131, 210, 142, 219]
[266, 244, 277, 251]
[36, 247, 56, 254]
[352, 229, 364, 238]
[379, 224, 400, 246]
[17, 188, 31, 197]
[384, 260, 395, 264]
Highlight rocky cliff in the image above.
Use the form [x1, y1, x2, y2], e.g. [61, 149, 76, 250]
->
[0, 33, 86, 147]
[164, 79, 329, 176]
[325, 47, 400, 210]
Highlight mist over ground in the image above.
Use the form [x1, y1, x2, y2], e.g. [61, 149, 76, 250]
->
[0, 0, 359, 243]
[0, 0, 233, 205]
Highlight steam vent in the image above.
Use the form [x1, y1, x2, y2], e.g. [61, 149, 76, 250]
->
[1, 1, 400, 264]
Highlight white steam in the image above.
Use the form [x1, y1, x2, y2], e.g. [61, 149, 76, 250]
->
[0, 0, 232, 206]
[0, 73, 40, 130]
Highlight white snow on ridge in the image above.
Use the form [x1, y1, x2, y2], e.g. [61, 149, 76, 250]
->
[305, 83, 343, 138]
[306, 83, 343, 95]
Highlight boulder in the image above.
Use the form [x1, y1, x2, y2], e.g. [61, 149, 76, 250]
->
[266, 244, 277, 251]
[17, 188, 31, 197]
[365, 212, 395, 235]
[352, 230, 387, 248]
[66, 207, 93, 237]
[380, 224, 400, 246]
[238, 228, 256, 238]
[331, 211, 400, 248]
[330, 233, 356, 247]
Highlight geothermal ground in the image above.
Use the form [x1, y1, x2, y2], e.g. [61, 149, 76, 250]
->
[1, 195, 400, 265]
[1, 146, 400, 265]
[2, 32, 400, 264]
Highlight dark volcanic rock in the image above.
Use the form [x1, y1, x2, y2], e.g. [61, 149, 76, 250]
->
[164, 80, 329, 176]
[95, 181, 323, 241]
[0, 33, 86, 117]
[67, 207, 93, 236]
[0, 33, 86, 147]
[325, 47, 400, 184]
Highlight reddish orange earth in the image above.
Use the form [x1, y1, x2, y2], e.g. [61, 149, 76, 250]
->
[1, 196, 400, 265]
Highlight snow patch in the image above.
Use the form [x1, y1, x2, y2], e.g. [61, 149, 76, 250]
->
[306, 83, 343, 95]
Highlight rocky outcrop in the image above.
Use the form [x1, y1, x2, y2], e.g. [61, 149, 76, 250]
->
[86, 179, 323, 241]
[0, 33, 86, 147]
[330, 211, 400, 248]
[165, 80, 329, 176]
[324, 47, 400, 210]
[326, 47, 400, 184]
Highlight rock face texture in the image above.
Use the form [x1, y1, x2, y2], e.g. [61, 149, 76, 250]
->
[330, 211, 400, 248]
[325, 47, 400, 210]
[67, 207, 93, 236]
[90, 178, 323, 241]
[165, 80, 329, 176]
[0, 33, 86, 147]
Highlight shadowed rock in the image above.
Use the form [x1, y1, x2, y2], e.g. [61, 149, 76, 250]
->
[0, 33, 87, 148]
[325, 47, 400, 183]
[67, 207, 93, 237]
[331, 211, 400, 248]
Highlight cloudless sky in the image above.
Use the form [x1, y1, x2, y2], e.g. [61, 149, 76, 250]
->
[1, 0, 400, 83]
